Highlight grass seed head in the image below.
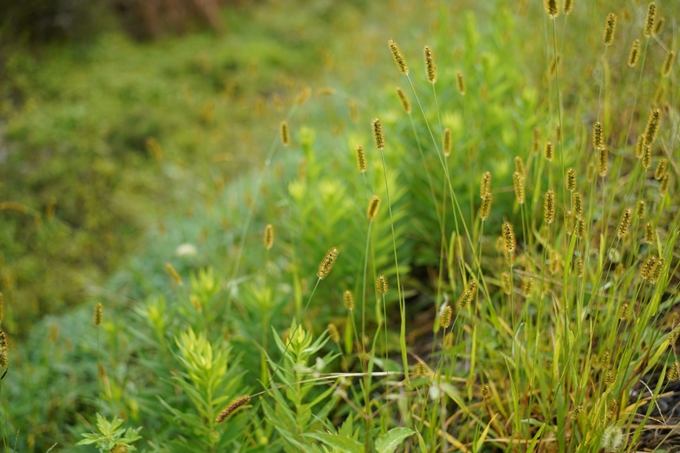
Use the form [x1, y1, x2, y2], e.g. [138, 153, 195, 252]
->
[413, 361, 428, 378]
[502, 222, 516, 254]
[280, 121, 290, 146]
[317, 247, 339, 279]
[94, 302, 103, 326]
[618, 303, 629, 320]
[482, 384, 491, 399]
[636, 200, 646, 219]
[654, 158, 668, 181]
[456, 71, 466, 95]
[264, 224, 274, 250]
[654, 16, 665, 35]
[644, 222, 655, 244]
[603, 13, 617, 46]
[371, 118, 385, 149]
[440, 305, 452, 329]
[343, 290, 355, 310]
[544, 141, 554, 161]
[607, 398, 618, 418]
[544, 0, 559, 18]
[593, 121, 603, 149]
[659, 173, 669, 195]
[544, 189, 556, 225]
[376, 275, 389, 296]
[642, 144, 652, 169]
[480, 171, 491, 198]
[570, 405, 582, 418]
[165, 263, 183, 286]
[327, 323, 340, 343]
[555, 124, 561, 142]
[479, 193, 493, 221]
[513, 172, 525, 205]
[650, 257, 665, 284]
[563, 0, 573, 15]
[616, 208, 632, 239]
[356, 145, 367, 173]
[367, 195, 381, 221]
[423, 45, 437, 83]
[575, 256, 584, 276]
[566, 167, 576, 191]
[514, 156, 525, 177]
[668, 364, 679, 382]
[635, 135, 645, 158]
[644, 108, 661, 146]
[662, 51, 675, 77]
[628, 39, 641, 67]
[522, 277, 534, 297]
[644, 2, 656, 37]
[388, 39, 409, 75]
[575, 218, 585, 239]
[671, 326, 680, 345]
[0, 329, 7, 369]
[396, 87, 412, 113]
[598, 146, 609, 177]
[501, 272, 512, 295]
[216, 395, 250, 423]
[565, 210, 574, 235]
[640, 255, 658, 280]
[443, 128, 452, 157]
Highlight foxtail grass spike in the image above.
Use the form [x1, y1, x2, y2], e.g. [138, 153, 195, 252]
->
[650, 257, 665, 284]
[423, 46, 437, 84]
[603, 13, 617, 46]
[216, 395, 250, 423]
[654, 17, 665, 36]
[456, 71, 466, 95]
[662, 51, 675, 77]
[356, 145, 367, 173]
[501, 272, 512, 295]
[317, 247, 339, 280]
[644, 3, 656, 38]
[367, 195, 381, 221]
[514, 156, 525, 177]
[668, 364, 679, 382]
[644, 108, 661, 146]
[617, 208, 632, 239]
[544, 141, 554, 161]
[280, 121, 290, 146]
[457, 279, 478, 308]
[264, 224, 274, 250]
[563, 0, 573, 15]
[544, 189, 556, 225]
[165, 263, 183, 286]
[593, 122, 603, 149]
[655, 158, 668, 181]
[440, 306, 452, 329]
[566, 168, 576, 192]
[566, 210, 574, 235]
[640, 255, 658, 280]
[628, 40, 641, 67]
[327, 323, 340, 343]
[522, 277, 534, 297]
[396, 87, 412, 113]
[479, 193, 492, 221]
[480, 171, 491, 198]
[443, 128, 452, 157]
[642, 145, 651, 169]
[343, 290, 355, 310]
[94, 302, 103, 326]
[618, 303, 629, 320]
[376, 275, 389, 295]
[502, 222, 516, 254]
[644, 222, 655, 243]
[598, 147, 609, 177]
[371, 118, 385, 149]
[482, 385, 491, 399]
[0, 329, 8, 368]
[575, 256, 584, 276]
[555, 124, 561, 143]
[513, 172, 525, 205]
[544, 0, 559, 18]
[636, 200, 646, 219]
[572, 191, 583, 217]
[659, 173, 669, 195]
[388, 40, 409, 75]
[635, 135, 645, 158]
[575, 217, 585, 239]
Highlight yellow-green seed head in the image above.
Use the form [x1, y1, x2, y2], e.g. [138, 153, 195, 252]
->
[264, 224, 274, 250]
[598, 146, 609, 177]
[566, 168, 576, 191]
[501, 272, 512, 295]
[644, 2, 656, 38]
[514, 156, 525, 177]
[659, 173, 669, 195]
[480, 171, 491, 198]
[636, 200, 646, 219]
[575, 256, 584, 276]
[513, 171, 525, 205]
[502, 222, 516, 254]
[573, 190, 583, 217]
[376, 275, 389, 296]
[327, 323, 340, 343]
[644, 222, 655, 244]
[642, 144, 652, 169]
[522, 277, 534, 297]
[654, 16, 665, 36]
[616, 208, 632, 239]
[635, 135, 645, 158]
[482, 384, 491, 399]
[356, 145, 367, 173]
[575, 218, 585, 239]
[367, 195, 381, 221]
[544, 0, 559, 18]
[555, 124, 561, 143]
[628, 39, 641, 67]
[94, 302, 103, 326]
[280, 121, 290, 146]
[654, 158, 668, 181]
[423, 45, 437, 84]
[165, 263, 183, 286]
[317, 247, 339, 279]
[544, 141, 554, 161]
[395, 87, 412, 113]
[343, 290, 355, 310]
[443, 128, 452, 157]
[456, 71, 466, 95]
[662, 51, 675, 77]
[566, 210, 574, 235]
[593, 122, 603, 149]
[371, 118, 385, 149]
[640, 255, 658, 280]
[388, 40, 409, 75]
[440, 306, 452, 329]
[563, 0, 573, 15]
[544, 189, 556, 225]
[216, 395, 250, 423]
[668, 364, 679, 382]
[618, 303, 629, 320]
[644, 108, 662, 146]
[479, 193, 492, 221]
[0, 329, 8, 369]
[603, 13, 617, 46]
[650, 257, 665, 284]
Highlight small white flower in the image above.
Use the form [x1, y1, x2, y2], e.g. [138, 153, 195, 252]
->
[175, 243, 197, 257]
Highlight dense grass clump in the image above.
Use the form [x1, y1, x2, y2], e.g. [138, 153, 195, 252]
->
[1, 0, 679, 452]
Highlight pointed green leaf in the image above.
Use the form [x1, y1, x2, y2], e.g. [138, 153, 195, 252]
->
[375, 427, 415, 453]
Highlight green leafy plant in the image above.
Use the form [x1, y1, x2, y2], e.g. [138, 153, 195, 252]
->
[76, 413, 142, 452]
